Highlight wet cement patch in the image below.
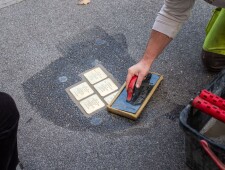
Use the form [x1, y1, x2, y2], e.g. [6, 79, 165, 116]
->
[105, 104, 186, 138]
[163, 105, 185, 121]
[23, 26, 140, 133]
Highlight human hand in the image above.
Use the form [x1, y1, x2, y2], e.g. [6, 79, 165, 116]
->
[126, 59, 151, 89]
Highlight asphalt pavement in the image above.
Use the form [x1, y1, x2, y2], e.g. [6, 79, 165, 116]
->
[0, 0, 216, 169]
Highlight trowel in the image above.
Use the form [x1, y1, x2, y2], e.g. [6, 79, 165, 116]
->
[107, 72, 163, 120]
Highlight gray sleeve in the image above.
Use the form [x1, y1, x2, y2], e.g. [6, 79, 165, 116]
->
[152, 0, 196, 38]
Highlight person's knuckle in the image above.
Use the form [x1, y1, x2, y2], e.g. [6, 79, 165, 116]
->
[139, 73, 145, 78]
[128, 68, 133, 74]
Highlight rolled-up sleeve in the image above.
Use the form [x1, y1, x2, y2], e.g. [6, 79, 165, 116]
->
[152, 0, 196, 38]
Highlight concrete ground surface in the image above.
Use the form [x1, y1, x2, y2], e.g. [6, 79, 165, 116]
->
[0, 0, 217, 169]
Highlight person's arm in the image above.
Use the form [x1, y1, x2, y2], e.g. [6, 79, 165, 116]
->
[126, 0, 195, 89]
[126, 30, 172, 89]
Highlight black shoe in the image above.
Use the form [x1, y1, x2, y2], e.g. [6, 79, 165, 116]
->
[201, 49, 225, 72]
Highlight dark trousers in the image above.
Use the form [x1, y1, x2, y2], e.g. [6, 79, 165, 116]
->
[0, 92, 19, 170]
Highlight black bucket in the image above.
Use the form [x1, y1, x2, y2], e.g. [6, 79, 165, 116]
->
[179, 70, 225, 170]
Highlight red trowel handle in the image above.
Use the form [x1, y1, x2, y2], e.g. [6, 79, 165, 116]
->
[199, 89, 225, 110]
[126, 75, 138, 101]
[192, 96, 225, 123]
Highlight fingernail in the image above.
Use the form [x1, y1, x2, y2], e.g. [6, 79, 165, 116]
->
[136, 83, 140, 88]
